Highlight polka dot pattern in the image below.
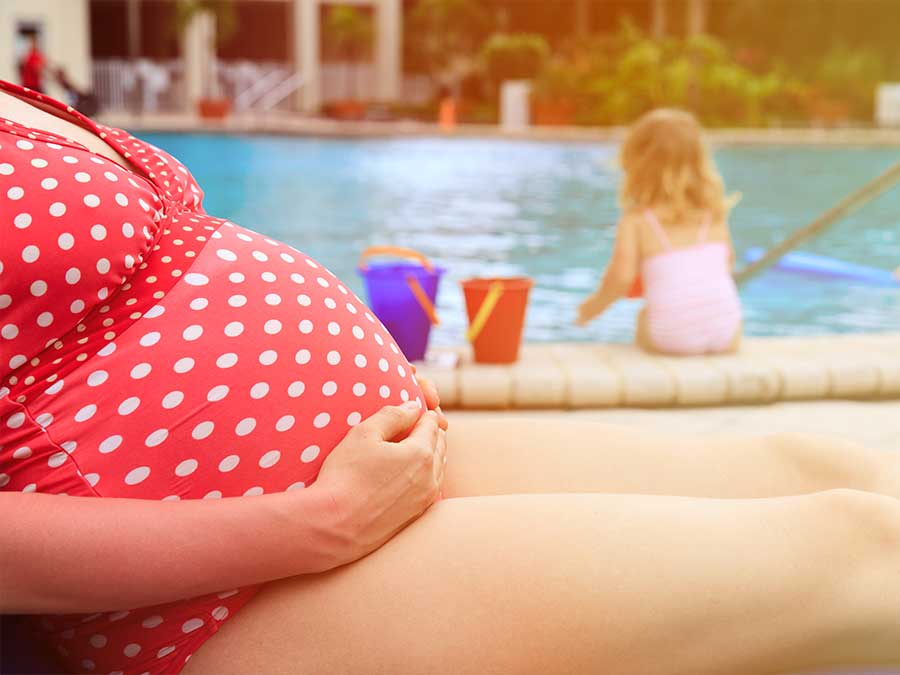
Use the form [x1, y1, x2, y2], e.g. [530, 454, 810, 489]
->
[0, 80, 423, 675]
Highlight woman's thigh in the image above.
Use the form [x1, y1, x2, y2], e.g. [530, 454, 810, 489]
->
[441, 416, 887, 499]
[183, 490, 898, 675]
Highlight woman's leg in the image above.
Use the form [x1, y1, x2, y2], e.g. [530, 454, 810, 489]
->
[443, 417, 898, 500]
[185, 489, 900, 675]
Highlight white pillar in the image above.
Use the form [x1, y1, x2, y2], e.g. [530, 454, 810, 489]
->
[374, 0, 401, 102]
[574, 0, 590, 37]
[293, 0, 321, 112]
[500, 80, 531, 132]
[182, 9, 215, 110]
[686, 0, 707, 36]
[651, 0, 666, 38]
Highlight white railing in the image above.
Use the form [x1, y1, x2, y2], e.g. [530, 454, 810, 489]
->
[92, 59, 184, 113]
[92, 59, 434, 112]
[256, 72, 305, 111]
[320, 63, 432, 104]
[231, 65, 292, 111]
[219, 60, 294, 110]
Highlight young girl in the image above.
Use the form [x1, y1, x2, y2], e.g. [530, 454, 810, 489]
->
[576, 108, 742, 355]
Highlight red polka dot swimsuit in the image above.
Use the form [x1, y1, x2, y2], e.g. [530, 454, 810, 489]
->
[0, 80, 422, 674]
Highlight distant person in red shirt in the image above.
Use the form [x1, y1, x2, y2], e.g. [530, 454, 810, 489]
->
[18, 32, 46, 93]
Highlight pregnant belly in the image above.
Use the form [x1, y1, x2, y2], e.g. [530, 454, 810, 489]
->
[27, 213, 422, 500]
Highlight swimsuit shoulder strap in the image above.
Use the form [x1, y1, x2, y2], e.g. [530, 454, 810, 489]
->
[643, 209, 671, 250]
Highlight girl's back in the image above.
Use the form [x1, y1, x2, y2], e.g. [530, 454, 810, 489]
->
[637, 208, 741, 355]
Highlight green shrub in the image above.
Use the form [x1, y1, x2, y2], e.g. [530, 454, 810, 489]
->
[812, 44, 887, 120]
[481, 33, 550, 82]
[539, 23, 803, 127]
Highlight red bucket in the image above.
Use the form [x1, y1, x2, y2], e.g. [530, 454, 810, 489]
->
[461, 277, 533, 364]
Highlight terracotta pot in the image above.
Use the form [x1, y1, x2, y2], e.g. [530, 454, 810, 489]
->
[803, 87, 851, 127]
[532, 99, 576, 126]
[326, 100, 366, 121]
[197, 98, 231, 119]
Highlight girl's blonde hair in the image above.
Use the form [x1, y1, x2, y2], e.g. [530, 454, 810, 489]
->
[618, 108, 737, 223]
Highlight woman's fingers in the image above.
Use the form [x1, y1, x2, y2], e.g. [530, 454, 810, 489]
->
[434, 429, 447, 486]
[401, 410, 439, 451]
[357, 401, 422, 442]
[414, 374, 448, 430]
[416, 374, 441, 410]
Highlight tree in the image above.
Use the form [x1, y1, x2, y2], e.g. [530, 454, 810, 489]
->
[323, 5, 374, 102]
[407, 0, 493, 90]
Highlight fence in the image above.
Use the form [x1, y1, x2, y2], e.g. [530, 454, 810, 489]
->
[92, 59, 434, 113]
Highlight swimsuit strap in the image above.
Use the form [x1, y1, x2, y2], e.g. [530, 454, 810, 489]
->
[697, 211, 712, 244]
[643, 209, 672, 250]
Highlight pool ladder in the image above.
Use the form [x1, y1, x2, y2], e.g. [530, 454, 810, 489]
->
[735, 161, 900, 284]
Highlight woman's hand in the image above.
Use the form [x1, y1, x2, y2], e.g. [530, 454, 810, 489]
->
[412, 364, 448, 430]
[313, 403, 447, 564]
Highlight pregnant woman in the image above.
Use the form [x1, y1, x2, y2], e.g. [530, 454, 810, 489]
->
[6, 79, 900, 675]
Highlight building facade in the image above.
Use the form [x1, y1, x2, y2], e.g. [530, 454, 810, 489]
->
[0, 0, 91, 101]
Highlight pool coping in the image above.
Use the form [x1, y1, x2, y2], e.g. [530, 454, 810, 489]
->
[97, 112, 900, 147]
[418, 333, 900, 409]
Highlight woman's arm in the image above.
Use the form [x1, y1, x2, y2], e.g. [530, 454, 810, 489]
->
[576, 216, 640, 326]
[1, 486, 341, 614]
[2, 403, 445, 614]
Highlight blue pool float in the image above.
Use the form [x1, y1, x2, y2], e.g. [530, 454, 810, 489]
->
[743, 247, 899, 287]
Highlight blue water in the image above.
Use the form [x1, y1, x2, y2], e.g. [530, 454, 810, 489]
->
[143, 133, 900, 345]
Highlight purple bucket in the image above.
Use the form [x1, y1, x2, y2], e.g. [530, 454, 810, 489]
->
[357, 248, 444, 362]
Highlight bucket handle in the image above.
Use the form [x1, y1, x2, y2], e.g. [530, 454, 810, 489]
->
[358, 246, 435, 272]
[406, 274, 440, 326]
[465, 281, 504, 343]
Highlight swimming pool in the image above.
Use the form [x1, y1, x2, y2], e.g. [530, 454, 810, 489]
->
[143, 133, 900, 345]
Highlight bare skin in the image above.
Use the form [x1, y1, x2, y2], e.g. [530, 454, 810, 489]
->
[7, 88, 900, 674]
[185, 417, 900, 675]
[0, 89, 130, 167]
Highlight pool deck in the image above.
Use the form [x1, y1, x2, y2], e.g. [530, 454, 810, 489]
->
[97, 111, 900, 146]
[419, 333, 900, 410]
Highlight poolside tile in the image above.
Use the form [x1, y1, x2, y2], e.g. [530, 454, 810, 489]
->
[655, 357, 729, 406]
[703, 355, 781, 404]
[510, 346, 568, 408]
[548, 344, 622, 408]
[768, 357, 830, 400]
[601, 345, 677, 407]
[459, 363, 513, 409]
[825, 357, 881, 398]
[433, 335, 900, 409]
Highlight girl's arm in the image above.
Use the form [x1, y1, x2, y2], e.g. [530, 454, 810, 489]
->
[576, 216, 640, 325]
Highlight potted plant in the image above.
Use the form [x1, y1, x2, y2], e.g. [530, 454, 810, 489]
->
[480, 33, 549, 129]
[322, 5, 374, 121]
[480, 33, 550, 84]
[173, 0, 237, 119]
[531, 57, 580, 126]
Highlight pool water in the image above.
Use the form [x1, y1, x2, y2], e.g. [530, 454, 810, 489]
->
[143, 133, 900, 345]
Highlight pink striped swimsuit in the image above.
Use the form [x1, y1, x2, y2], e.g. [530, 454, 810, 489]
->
[641, 209, 741, 355]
